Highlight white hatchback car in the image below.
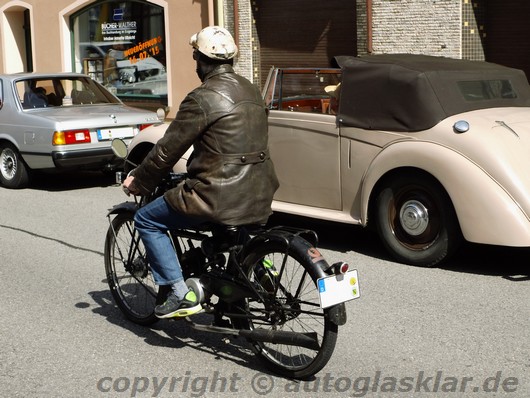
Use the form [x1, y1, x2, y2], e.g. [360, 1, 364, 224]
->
[0, 72, 164, 188]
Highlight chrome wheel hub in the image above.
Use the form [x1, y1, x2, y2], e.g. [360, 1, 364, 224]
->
[1, 149, 16, 179]
[399, 200, 429, 236]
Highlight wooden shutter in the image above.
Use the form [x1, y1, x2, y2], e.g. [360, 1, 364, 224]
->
[486, 0, 530, 79]
[254, 0, 356, 87]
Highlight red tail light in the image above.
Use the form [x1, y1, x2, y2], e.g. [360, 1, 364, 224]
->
[329, 261, 349, 275]
[338, 262, 349, 274]
[139, 123, 153, 131]
[53, 129, 91, 145]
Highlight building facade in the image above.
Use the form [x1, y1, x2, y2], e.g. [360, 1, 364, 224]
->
[0, 0, 211, 117]
[1, 0, 528, 117]
[233, 0, 528, 85]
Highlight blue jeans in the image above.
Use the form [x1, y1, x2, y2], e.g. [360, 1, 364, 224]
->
[134, 196, 201, 286]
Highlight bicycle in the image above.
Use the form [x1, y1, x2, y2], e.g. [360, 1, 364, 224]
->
[104, 139, 360, 379]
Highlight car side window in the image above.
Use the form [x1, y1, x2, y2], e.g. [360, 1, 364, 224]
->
[457, 80, 518, 101]
[271, 70, 341, 114]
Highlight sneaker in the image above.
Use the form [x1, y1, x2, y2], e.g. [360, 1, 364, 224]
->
[254, 258, 279, 292]
[155, 288, 202, 319]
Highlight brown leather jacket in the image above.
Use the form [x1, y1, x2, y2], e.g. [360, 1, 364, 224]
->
[131, 64, 279, 225]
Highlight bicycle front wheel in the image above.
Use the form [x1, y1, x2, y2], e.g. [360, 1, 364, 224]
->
[104, 212, 159, 325]
[239, 239, 338, 379]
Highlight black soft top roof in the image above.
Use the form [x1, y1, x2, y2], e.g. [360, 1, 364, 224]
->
[335, 54, 530, 131]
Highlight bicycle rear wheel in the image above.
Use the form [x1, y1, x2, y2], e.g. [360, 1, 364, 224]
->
[104, 212, 159, 325]
[238, 239, 338, 379]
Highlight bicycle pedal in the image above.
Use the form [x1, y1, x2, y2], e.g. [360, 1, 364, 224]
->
[212, 318, 232, 328]
[202, 304, 215, 313]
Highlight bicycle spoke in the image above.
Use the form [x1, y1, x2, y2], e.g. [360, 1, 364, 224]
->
[105, 213, 158, 325]
[241, 240, 337, 377]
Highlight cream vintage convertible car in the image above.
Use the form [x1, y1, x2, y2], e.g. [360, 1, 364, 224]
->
[123, 54, 530, 267]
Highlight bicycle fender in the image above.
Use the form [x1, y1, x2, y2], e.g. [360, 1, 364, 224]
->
[107, 201, 138, 216]
[327, 303, 347, 326]
[243, 229, 347, 326]
[243, 230, 323, 275]
[296, 234, 348, 326]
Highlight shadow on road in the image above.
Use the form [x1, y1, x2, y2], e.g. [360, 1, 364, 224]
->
[267, 212, 530, 280]
[84, 288, 277, 377]
[442, 243, 530, 281]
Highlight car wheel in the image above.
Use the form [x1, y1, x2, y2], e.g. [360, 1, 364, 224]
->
[374, 172, 462, 267]
[0, 143, 30, 189]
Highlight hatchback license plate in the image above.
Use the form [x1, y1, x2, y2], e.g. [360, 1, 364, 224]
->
[317, 269, 360, 308]
[97, 127, 134, 141]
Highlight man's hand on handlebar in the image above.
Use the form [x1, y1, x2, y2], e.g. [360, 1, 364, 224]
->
[122, 175, 140, 196]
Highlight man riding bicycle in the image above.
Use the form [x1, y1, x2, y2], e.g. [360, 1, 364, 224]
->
[122, 26, 278, 319]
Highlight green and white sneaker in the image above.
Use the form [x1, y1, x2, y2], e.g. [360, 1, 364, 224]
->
[255, 258, 279, 292]
[155, 288, 202, 319]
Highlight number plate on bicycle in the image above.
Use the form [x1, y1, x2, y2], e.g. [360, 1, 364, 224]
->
[317, 270, 360, 309]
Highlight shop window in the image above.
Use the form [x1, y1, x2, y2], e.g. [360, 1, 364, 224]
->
[71, 0, 166, 107]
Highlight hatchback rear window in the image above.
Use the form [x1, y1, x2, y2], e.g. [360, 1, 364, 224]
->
[16, 76, 120, 109]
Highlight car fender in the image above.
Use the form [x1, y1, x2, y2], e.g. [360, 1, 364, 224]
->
[360, 140, 530, 246]
[129, 123, 167, 151]
[128, 122, 189, 173]
[0, 133, 20, 149]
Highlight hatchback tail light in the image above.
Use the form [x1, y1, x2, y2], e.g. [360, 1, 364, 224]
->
[139, 123, 153, 131]
[53, 129, 91, 145]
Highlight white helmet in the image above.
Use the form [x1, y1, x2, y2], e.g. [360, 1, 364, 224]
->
[190, 26, 238, 60]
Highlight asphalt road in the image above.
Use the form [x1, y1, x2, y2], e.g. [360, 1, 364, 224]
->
[1, 171, 528, 398]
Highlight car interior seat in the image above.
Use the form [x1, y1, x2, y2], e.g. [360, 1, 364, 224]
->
[71, 89, 96, 104]
[23, 89, 48, 109]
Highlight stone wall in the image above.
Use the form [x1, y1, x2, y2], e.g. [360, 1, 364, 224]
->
[359, 0, 461, 58]
[223, 0, 254, 82]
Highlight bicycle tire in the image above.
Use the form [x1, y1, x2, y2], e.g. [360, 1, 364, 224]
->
[104, 212, 159, 325]
[236, 239, 338, 379]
